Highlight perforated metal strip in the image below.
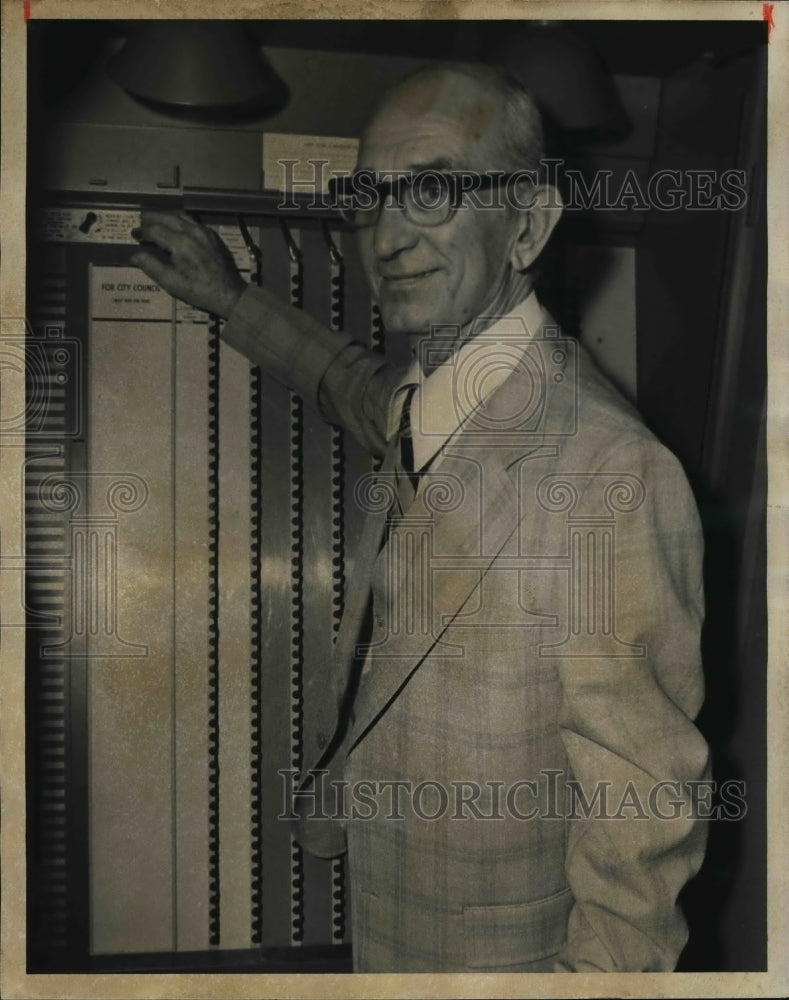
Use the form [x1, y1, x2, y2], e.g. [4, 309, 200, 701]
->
[206, 321, 221, 946]
[26, 267, 70, 957]
[249, 362, 264, 945]
[371, 303, 386, 475]
[324, 223, 348, 944]
[239, 217, 265, 946]
[281, 220, 306, 946]
[371, 302, 385, 355]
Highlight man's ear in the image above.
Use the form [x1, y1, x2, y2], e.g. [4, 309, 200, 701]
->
[508, 184, 564, 272]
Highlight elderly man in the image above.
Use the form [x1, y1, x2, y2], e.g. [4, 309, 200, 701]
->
[132, 63, 709, 973]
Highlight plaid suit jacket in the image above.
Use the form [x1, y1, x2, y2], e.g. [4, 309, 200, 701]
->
[222, 285, 709, 973]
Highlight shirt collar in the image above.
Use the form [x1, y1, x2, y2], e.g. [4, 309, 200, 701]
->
[387, 291, 544, 471]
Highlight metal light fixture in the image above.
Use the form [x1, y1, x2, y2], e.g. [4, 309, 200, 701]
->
[107, 21, 287, 120]
[489, 21, 627, 138]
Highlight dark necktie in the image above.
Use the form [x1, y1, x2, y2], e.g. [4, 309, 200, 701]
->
[398, 384, 420, 496]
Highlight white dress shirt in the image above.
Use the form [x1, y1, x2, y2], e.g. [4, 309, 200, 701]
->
[385, 291, 545, 488]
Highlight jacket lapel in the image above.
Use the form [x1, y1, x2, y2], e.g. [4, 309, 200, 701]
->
[327, 444, 395, 701]
[346, 441, 523, 752]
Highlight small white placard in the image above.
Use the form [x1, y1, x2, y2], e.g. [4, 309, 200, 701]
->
[41, 207, 141, 244]
[263, 132, 359, 194]
[90, 266, 172, 321]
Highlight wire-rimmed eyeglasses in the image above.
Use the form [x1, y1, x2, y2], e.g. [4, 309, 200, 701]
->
[327, 169, 537, 229]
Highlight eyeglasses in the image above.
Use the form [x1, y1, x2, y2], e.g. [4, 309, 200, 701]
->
[327, 169, 536, 229]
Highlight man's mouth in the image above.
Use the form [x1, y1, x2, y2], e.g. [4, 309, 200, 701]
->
[382, 269, 439, 284]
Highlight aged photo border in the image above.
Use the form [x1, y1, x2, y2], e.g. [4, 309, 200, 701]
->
[1, 0, 788, 997]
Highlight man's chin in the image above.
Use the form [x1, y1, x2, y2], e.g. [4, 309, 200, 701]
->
[378, 305, 444, 339]
[379, 317, 426, 339]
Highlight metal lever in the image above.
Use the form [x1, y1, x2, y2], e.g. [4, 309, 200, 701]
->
[321, 220, 344, 266]
[237, 215, 263, 285]
[279, 218, 303, 266]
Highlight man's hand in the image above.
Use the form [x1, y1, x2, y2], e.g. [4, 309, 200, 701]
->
[130, 210, 247, 319]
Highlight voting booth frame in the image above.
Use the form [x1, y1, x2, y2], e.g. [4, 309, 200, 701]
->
[24, 200, 403, 971]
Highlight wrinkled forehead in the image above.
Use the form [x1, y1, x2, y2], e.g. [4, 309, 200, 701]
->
[359, 73, 503, 170]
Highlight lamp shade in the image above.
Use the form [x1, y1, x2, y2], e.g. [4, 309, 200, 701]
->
[490, 22, 627, 136]
[107, 21, 286, 115]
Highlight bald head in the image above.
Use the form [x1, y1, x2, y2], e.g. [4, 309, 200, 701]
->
[363, 63, 545, 176]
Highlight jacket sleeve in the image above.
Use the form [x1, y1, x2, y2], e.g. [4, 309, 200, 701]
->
[220, 282, 405, 457]
[553, 437, 710, 972]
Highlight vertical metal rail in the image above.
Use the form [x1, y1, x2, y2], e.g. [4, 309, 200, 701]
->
[206, 311, 222, 946]
[238, 216, 265, 946]
[370, 303, 385, 475]
[280, 219, 306, 946]
[25, 264, 72, 963]
[322, 222, 348, 944]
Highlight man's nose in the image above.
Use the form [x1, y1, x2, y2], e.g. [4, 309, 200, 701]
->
[372, 194, 419, 259]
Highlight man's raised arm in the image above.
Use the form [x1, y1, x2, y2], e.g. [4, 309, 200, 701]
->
[131, 209, 399, 456]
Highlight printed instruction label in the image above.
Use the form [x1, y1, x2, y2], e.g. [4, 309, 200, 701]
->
[42, 207, 141, 244]
[263, 132, 359, 193]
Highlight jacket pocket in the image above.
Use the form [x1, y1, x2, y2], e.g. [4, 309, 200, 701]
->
[462, 886, 573, 969]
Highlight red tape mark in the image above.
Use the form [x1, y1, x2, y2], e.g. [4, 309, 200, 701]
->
[763, 2, 775, 42]
[23, 0, 30, 21]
